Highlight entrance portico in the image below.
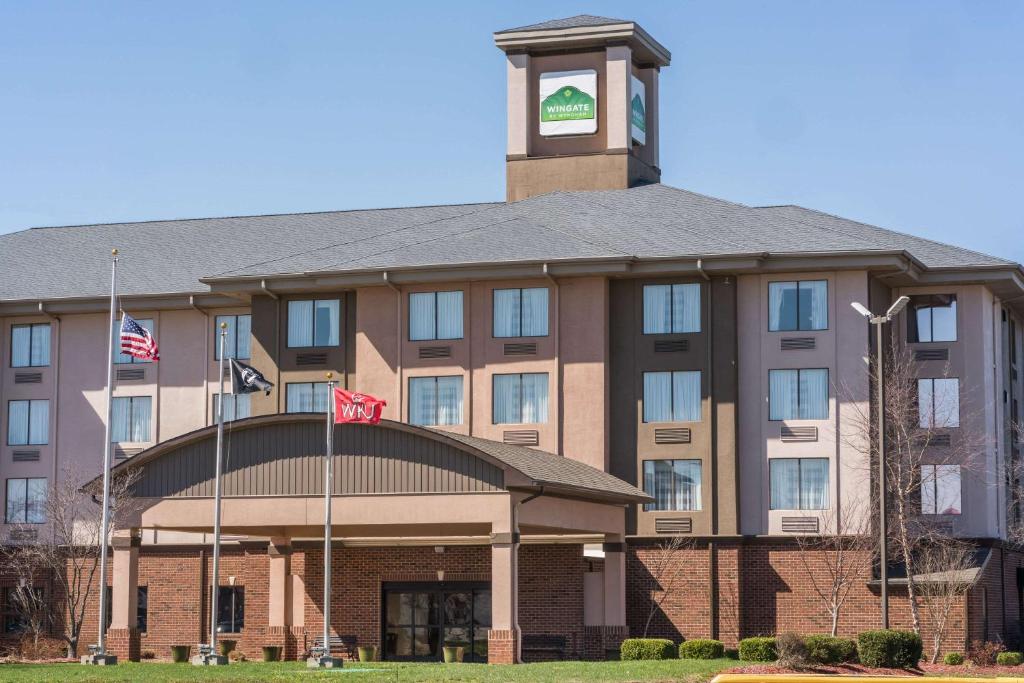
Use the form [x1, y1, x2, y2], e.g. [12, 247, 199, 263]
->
[97, 415, 648, 663]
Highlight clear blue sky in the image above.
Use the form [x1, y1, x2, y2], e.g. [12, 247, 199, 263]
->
[1, 2, 1021, 263]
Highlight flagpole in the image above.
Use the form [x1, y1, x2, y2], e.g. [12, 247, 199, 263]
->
[198, 322, 229, 665]
[310, 372, 341, 668]
[88, 248, 119, 665]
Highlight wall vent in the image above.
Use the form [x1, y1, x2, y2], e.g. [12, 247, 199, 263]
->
[781, 517, 820, 533]
[781, 337, 815, 351]
[418, 345, 452, 360]
[930, 433, 952, 447]
[503, 430, 539, 446]
[114, 447, 143, 460]
[654, 427, 692, 444]
[781, 426, 818, 443]
[8, 528, 38, 542]
[14, 372, 43, 384]
[655, 518, 693, 534]
[915, 348, 949, 361]
[12, 450, 40, 462]
[296, 352, 328, 366]
[116, 368, 146, 381]
[503, 343, 537, 356]
[654, 339, 689, 353]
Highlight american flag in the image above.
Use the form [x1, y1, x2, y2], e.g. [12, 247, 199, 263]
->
[120, 313, 160, 361]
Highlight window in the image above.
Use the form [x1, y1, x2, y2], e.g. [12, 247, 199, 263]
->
[5, 478, 46, 524]
[769, 458, 829, 510]
[409, 376, 463, 426]
[493, 288, 548, 338]
[768, 280, 828, 331]
[3, 586, 44, 634]
[11, 324, 50, 368]
[492, 373, 548, 424]
[113, 318, 154, 364]
[287, 300, 340, 348]
[643, 284, 701, 334]
[908, 294, 957, 343]
[642, 371, 701, 422]
[111, 397, 152, 442]
[643, 460, 702, 511]
[918, 378, 960, 428]
[214, 315, 251, 360]
[7, 400, 48, 446]
[769, 369, 829, 420]
[217, 586, 244, 633]
[104, 586, 149, 631]
[285, 382, 330, 413]
[410, 292, 463, 341]
[921, 464, 962, 515]
[212, 394, 251, 423]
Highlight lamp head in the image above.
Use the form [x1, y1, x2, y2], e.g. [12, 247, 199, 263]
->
[886, 296, 911, 319]
[850, 301, 872, 318]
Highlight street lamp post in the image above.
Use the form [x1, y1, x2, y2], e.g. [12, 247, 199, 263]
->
[851, 295, 909, 630]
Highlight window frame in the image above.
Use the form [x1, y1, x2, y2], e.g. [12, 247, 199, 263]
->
[767, 280, 829, 332]
[768, 368, 830, 421]
[211, 393, 252, 423]
[642, 459, 703, 512]
[2, 585, 44, 634]
[907, 294, 957, 343]
[920, 463, 963, 516]
[284, 382, 331, 413]
[110, 396, 153, 443]
[491, 372, 549, 425]
[768, 458, 830, 511]
[408, 291, 464, 342]
[214, 314, 252, 360]
[286, 299, 341, 349]
[641, 370, 703, 423]
[408, 375, 464, 426]
[113, 317, 155, 365]
[641, 283, 702, 335]
[10, 323, 50, 368]
[7, 399, 49, 446]
[4, 477, 47, 524]
[492, 287, 549, 339]
[917, 377, 961, 429]
[216, 586, 245, 634]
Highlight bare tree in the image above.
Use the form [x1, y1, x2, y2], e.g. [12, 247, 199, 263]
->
[794, 503, 875, 636]
[641, 535, 692, 638]
[0, 546, 50, 657]
[4, 465, 139, 657]
[915, 539, 976, 663]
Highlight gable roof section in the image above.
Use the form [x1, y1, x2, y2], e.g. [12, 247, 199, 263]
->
[495, 15, 631, 34]
[0, 183, 1017, 305]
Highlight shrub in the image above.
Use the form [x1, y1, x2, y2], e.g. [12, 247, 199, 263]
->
[724, 648, 739, 660]
[739, 637, 778, 662]
[969, 640, 1007, 666]
[943, 652, 964, 666]
[141, 650, 156, 660]
[620, 638, 676, 661]
[996, 651, 1023, 667]
[678, 639, 725, 660]
[775, 632, 809, 668]
[857, 630, 922, 669]
[805, 635, 858, 664]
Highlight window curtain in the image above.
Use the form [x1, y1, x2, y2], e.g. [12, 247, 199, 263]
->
[131, 397, 152, 442]
[675, 460, 702, 510]
[286, 384, 310, 413]
[521, 288, 548, 337]
[769, 459, 799, 509]
[673, 371, 702, 422]
[643, 285, 671, 334]
[799, 369, 829, 419]
[802, 281, 828, 330]
[28, 400, 48, 445]
[409, 293, 437, 341]
[5, 479, 26, 523]
[312, 383, 330, 412]
[236, 315, 251, 359]
[26, 478, 46, 524]
[769, 370, 798, 420]
[932, 378, 960, 427]
[112, 398, 131, 442]
[918, 379, 934, 428]
[409, 377, 437, 425]
[934, 464, 962, 515]
[436, 291, 463, 340]
[11, 325, 31, 367]
[920, 464, 937, 514]
[493, 289, 520, 338]
[314, 300, 340, 346]
[673, 284, 701, 333]
[492, 374, 521, 424]
[287, 301, 313, 347]
[768, 282, 798, 331]
[800, 458, 829, 509]
[643, 372, 672, 422]
[521, 373, 548, 423]
[7, 401, 28, 445]
[436, 376, 463, 425]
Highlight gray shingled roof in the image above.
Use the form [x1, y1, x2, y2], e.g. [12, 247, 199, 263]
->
[0, 184, 1015, 303]
[431, 429, 649, 502]
[495, 15, 630, 34]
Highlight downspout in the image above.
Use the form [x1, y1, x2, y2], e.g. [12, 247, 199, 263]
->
[39, 302, 61, 528]
[384, 272, 402, 422]
[512, 487, 544, 663]
[261, 280, 281, 414]
[696, 261, 719, 636]
[191, 296, 211, 425]
[543, 264, 561, 455]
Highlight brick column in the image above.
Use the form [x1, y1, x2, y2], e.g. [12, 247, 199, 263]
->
[107, 533, 141, 662]
[601, 536, 628, 656]
[266, 538, 292, 659]
[488, 530, 520, 664]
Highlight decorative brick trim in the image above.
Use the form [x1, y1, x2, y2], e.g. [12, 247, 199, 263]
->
[487, 628, 518, 664]
[380, 572, 489, 582]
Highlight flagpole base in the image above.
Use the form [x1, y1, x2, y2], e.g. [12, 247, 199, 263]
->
[81, 653, 118, 665]
[192, 653, 229, 666]
[307, 655, 344, 668]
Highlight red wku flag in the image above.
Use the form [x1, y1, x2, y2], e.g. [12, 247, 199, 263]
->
[333, 388, 387, 424]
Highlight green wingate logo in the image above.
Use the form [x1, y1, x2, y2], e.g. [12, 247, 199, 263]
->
[631, 93, 646, 132]
[541, 85, 595, 122]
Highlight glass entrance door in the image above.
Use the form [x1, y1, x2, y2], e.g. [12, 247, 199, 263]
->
[383, 583, 491, 662]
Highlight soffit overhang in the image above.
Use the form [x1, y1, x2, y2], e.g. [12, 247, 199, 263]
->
[493, 21, 671, 68]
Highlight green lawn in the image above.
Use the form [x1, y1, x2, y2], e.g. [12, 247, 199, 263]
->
[0, 659, 734, 683]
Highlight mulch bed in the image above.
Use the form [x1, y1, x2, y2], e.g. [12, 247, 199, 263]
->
[726, 662, 1024, 676]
